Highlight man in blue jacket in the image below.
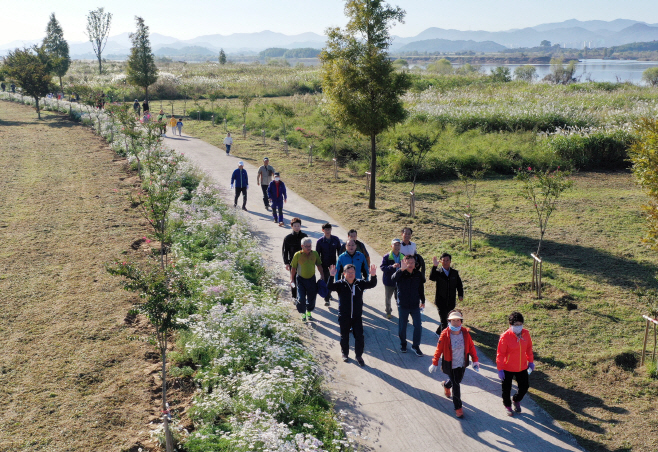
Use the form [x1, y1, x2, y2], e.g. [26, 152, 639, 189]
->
[391, 254, 426, 356]
[316, 223, 341, 306]
[335, 239, 369, 282]
[328, 263, 378, 366]
[267, 172, 287, 226]
[380, 238, 403, 319]
[230, 161, 249, 211]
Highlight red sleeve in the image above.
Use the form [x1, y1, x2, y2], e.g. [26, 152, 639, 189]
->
[432, 336, 443, 366]
[525, 331, 534, 363]
[466, 332, 478, 363]
[496, 334, 507, 370]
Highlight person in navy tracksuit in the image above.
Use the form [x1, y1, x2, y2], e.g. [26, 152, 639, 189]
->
[230, 161, 249, 210]
[328, 263, 377, 366]
[267, 172, 287, 226]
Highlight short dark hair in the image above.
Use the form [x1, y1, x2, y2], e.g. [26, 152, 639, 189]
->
[343, 264, 356, 271]
[348, 229, 357, 235]
[440, 253, 452, 260]
[401, 227, 413, 235]
[291, 217, 302, 226]
[403, 254, 415, 261]
[322, 222, 332, 230]
[508, 311, 524, 325]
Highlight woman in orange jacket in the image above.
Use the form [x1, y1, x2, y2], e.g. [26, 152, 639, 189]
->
[428, 309, 479, 418]
[496, 311, 534, 416]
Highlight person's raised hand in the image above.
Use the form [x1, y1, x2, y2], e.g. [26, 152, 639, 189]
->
[400, 259, 408, 271]
[433, 256, 439, 267]
[329, 265, 337, 277]
[370, 264, 377, 276]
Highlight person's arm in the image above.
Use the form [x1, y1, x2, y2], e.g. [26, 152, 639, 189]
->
[327, 266, 337, 291]
[419, 274, 426, 306]
[244, 170, 248, 189]
[290, 253, 299, 282]
[390, 268, 402, 284]
[496, 334, 507, 370]
[526, 332, 534, 364]
[282, 182, 287, 201]
[230, 170, 236, 185]
[283, 237, 291, 269]
[257, 168, 262, 185]
[316, 264, 324, 281]
[361, 258, 369, 281]
[363, 264, 378, 289]
[335, 257, 344, 281]
[456, 271, 464, 301]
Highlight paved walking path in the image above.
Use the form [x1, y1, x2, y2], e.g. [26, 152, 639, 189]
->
[165, 132, 585, 452]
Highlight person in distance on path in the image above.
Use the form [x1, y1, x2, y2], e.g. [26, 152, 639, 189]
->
[380, 238, 404, 319]
[316, 223, 341, 306]
[142, 99, 149, 114]
[290, 238, 324, 322]
[230, 161, 249, 211]
[335, 239, 369, 282]
[168, 115, 177, 136]
[268, 172, 287, 226]
[429, 309, 480, 418]
[429, 253, 464, 337]
[339, 229, 371, 266]
[176, 118, 183, 136]
[391, 254, 426, 356]
[224, 132, 233, 155]
[133, 99, 140, 117]
[328, 263, 378, 366]
[282, 217, 306, 299]
[257, 157, 275, 210]
[496, 311, 534, 417]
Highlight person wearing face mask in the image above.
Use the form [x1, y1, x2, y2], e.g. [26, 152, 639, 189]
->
[496, 311, 534, 416]
[267, 172, 287, 226]
[429, 309, 479, 418]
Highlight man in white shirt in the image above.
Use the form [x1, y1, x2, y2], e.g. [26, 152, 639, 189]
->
[223, 132, 233, 155]
[400, 227, 416, 256]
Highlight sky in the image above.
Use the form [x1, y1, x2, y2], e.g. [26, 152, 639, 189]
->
[2, 0, 658, 46]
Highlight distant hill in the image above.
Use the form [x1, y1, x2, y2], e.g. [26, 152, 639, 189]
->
[399, 39, 506, 53]
[155, 46, 217, 57]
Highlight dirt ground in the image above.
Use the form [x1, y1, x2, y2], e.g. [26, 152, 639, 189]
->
[0, 101, 164, 451]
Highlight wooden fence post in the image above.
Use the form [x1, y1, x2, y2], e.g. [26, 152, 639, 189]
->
[410, 191, 415, 218]
[333, 158, 338, 179]
[242, 123, 246, 139]
[262, 130, 266, 145]
[283, 140, 289, 156]
[642, 315, 658, 365]
[531, 253, 543, 298]
[308, 145, 313, 165]
[365, 172, 371, 193]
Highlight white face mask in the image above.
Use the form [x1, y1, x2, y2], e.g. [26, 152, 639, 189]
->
[511, 325, 523, 334]
[274, 177, 280, 181]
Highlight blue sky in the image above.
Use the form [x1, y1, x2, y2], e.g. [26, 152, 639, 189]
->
[2, 0, 657, 45]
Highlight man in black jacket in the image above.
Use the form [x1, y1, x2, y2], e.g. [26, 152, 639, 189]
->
[391, 254, 426, 356]
[282, 217, 307, 299]
[328, 263, 378, 366]
[429, 253, 464, 336]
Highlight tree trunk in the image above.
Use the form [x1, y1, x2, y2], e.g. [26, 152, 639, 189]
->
[368, 133, 377, 209]
[161, 343, 174, 452]
[35, 97, 41, 120]
[97, 54, 102, 75]
[145, 86, 149, 103]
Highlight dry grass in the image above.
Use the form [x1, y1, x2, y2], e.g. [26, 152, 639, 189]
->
[0, 101, 164, 451]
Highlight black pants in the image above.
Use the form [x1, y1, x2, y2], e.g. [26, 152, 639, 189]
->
[339, 315, 364, 358]
[444, 366, 466, 409]
[321, 265, 331, 301]
[261, 184, 269, 207]
[502, 369, 530, 407]
[234, 187, 247, 208]
[436, 300, 455, 334]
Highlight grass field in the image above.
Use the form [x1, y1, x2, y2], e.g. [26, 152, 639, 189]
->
[185, 121, 658, 452]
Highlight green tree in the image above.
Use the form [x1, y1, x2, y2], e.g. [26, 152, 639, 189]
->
[43, 13, 70, 91]
[642, 67, 658, 87]
[320, 0, 411, 209]
[490, 66, 512, 83]
[85, 7, 112, 75]
[395, 131, 439, 194]
[4, 46, 54, 119]
[218, 48, 227, 65]
[629, 118, 658, 249]
[126, 16, 158, 102]
[540, 40, 551, 47]
[427, 58, 453, 74]
[514, 65, 537, 82]
[547, 58, 577, 85]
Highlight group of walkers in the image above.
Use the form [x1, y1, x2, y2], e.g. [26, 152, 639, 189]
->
[281, 219, 534, 419]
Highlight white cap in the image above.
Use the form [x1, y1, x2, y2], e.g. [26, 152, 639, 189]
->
[238, 161, 244, 166]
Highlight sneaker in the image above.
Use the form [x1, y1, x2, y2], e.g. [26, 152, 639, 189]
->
[455, 408, 463, 418]
[233, 204, 237, 208]
[356, 356, 365, 367]
[400, 345, 407, 353]
[324, 299, 330, 306]
[513, 401, 522, 413]
[411, 346, 423, 357]
[443, 382, 451, 398]
[505, 406, 514, 417]
[279, 222, 284, 227]
[306, 312, 313, 321]
[386, 313, 392, 319]
[342, 353, 349, 362]
[273, 219, 278, 223]
[242, 206, 248, 211]
[301, 313, 307, 322]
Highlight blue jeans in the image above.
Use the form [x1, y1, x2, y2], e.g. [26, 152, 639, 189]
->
[296, 275, 317, 314]
[398, 306, 422, 348]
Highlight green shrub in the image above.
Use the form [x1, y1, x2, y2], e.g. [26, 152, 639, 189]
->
[546, 130, 635, 170]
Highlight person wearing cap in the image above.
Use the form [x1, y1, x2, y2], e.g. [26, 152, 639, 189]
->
[230, 161, 249, 211]
[328, 262, 378, 366]
[290, 237, 324, 322]
[430, 252, 464, 336]
[267, 172, 287, 226]
[224, 132, 233, 155]
[496, 311, 534, 416]
[391, 254, 426, 356]
[380, 238, 404, 319]
[316, 223, 341, 306]
[257, 157, 275, 210]
[429, 309, 480, 418]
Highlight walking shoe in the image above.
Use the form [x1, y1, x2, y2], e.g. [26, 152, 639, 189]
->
[306, 312, 313, 321]
[279, 222, 284, 227]
[342, 353, 349, 362]
[411, 346, 423, 357]
[505, 405, 514, 416]
[455, 408, 463, 418]
[400, 345, 407, 353]
[386, 313, 392, 319]
[356, 356, 365, 367]
[443, 382, 451, 398]
[324, 299, 330, 306]
[513, 401, 522, 413]
[273, 219, 278, 223]
[301, 313, 307, 322]
[242, 206, 248, 211]
[233, 204, 237, 208]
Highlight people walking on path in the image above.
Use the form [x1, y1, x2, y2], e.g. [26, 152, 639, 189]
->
[429, 309, 480, 418]
[316, 223, 341, 306]
[429, 253, 464, 336]
[380, 238, 403, 319]
[391, 254, 426, 356]
[169, 115, 177, 135]
[290, 237, 325, 322]
[142, 99, 149, 114]
[328, 263, 378, 366]
[133, 99, 140, 117]
[336, 239, 369, 282]
[224, 132, 233, 155]
[267, 172, 287, 226]
[257, 157, 275, 210]
[176, 118, 183, 136]
[230, 161, 249, 211]
[282, 217, 306, 299]
[339, 229, 371, 266]
[157, 110, 167, 136]
[497, 311, 535, 417]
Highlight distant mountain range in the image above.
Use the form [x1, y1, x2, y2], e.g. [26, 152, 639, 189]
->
[1, 19, 658, 58]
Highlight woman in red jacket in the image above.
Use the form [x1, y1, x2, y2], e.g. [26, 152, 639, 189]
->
[496, 311, 535, 416]
[428, 310, 479, 418]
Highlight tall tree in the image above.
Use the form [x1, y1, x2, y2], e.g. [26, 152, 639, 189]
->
[43, 13, 70, 90]
[4, 46, 54, 119]
[126, 16, 158, 102]
[85, 7, 112, 75]
[218, 48, 227, 65]
[320, 0, 411, 209]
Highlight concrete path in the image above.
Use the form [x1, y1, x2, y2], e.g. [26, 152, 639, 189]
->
[164, 132, 585, 452]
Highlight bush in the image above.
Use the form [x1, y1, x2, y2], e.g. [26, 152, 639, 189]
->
[546, 129, 634, 170]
